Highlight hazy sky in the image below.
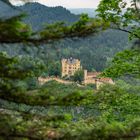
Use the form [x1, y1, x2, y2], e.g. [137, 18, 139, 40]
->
[10, 0, 100, 8]
[39, 0, 100, 8]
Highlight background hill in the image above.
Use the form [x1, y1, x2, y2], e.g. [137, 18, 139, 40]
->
[20, 3, 79, 30]
[0, 2, 79, 30]
[0, 1, 20, 18]
[0, 2, 130, 73]
[69, 8, 97, 17]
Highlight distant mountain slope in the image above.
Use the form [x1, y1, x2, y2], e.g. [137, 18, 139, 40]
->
[0, 1, 20, 19]
[19, 3, 79, 30]
[0, 2, 79, 30]
[69, 8, 97, 17]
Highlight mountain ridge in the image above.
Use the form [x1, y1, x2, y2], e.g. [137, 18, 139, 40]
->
[0, 2, 79, 30]
[20, 3, 79, 30]
[0, 2, 129, 71]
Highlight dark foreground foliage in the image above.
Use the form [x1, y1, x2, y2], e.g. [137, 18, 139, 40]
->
[0, 82, 140, 140]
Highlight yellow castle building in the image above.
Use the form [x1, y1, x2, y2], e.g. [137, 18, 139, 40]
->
[61, 58, 81, 77]
[38, 58, 115, 89]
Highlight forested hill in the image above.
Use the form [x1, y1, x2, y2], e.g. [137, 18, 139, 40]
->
[0, 2, 130, 72]
[20, 3, 79, 30]
[0, 1, 20, 18]
[69, 8, 96, 17]
[0, 2, 79, 31]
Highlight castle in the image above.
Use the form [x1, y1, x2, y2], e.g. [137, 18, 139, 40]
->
[38, 58, 114, 90]
[61, 58, 81, 77]
[61, 58, 114, 89]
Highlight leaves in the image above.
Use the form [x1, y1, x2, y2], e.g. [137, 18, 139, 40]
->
[72, 69, 84, 83]
[102, 48, 140, 78]
[97, 0, 140, 39]
[0, 14, 32, 43]
[40, 14, 104, 40]
[0, 52, 46, 94]
[0, 84, 140, 139]
[0, 13, 107, 44]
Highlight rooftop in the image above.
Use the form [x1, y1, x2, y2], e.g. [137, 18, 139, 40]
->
[62, 58, 80, 65]
[97, 77, 113, 83]
[87, 72, 101, 77]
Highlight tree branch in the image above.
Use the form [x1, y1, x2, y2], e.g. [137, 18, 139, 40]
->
[112, 27, 140, 39]
[0, 29, 99, 44]
[0, 133, 43, 140]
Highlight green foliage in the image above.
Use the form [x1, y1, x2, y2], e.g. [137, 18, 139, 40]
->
[97, 0, 140, 39]
[18, 55, 46, 77]
[25, 77, 39, 90]
[40, 21, 68, 39]
[73, 69, 84, 83]
[0, 52, 45, 94]
[0, 29, 129, 72]
[102, 48, 140, 78]
[0, 12, 105, 44]
[0, 80, 93, 106]
[40, 14, 104, 40]
[0, 84, 140, 139]
[96, 85, 140, 121]
[0, 14, 32, 42]
[47, 61, 61, 77]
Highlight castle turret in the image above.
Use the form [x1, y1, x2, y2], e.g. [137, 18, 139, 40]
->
[84, 70, 87, 80]
[83, 70, 87, 84]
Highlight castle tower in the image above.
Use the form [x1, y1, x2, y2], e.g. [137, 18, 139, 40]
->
[83, 70, 87, 84]
[61, 58, 81, 77]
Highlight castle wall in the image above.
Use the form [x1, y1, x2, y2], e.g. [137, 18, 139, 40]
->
[38, 77, 74, 85]
[96, 79, 115, 90]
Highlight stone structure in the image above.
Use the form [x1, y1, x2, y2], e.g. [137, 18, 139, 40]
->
[95, 78, 114, 90]
[61, 58, 81, 77]
[83, 70, 101, 85]
[38, 77, 74, 85]
[83, 70, 114, 89]
[38, 58, 114, 90]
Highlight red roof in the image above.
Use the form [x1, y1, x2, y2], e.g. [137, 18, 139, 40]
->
[97, 77, 113, 83]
